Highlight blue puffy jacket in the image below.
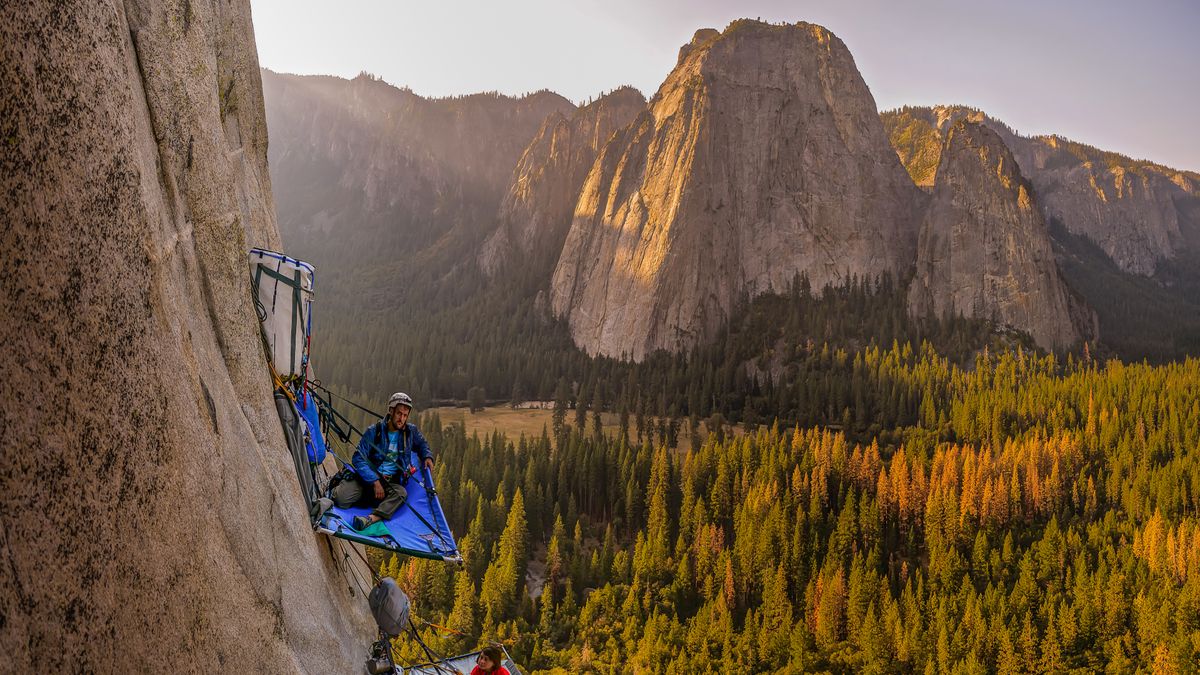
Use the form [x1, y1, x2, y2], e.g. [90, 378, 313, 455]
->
[351, 419, 433, 484]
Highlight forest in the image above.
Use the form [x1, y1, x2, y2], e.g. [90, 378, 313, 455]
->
[313, 273, 1016, 439]
[301, 237, 1200, 672]
[349, 346, 1200, 673]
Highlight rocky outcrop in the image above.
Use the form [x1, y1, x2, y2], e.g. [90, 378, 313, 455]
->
[550, 21, 923, 360]
[262, 71, 573, 263]
[1016, 136, 1200, 275]
[479, 87, 646, 276]
[2, 2, 373, 671]
[908, 121, 1083, 350]
[884, 105, 1200, 275]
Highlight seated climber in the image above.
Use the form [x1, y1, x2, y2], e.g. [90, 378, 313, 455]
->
[333, 391, 434, 531]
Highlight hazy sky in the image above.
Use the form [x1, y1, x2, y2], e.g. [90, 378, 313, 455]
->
[252, 0, 1199, 172]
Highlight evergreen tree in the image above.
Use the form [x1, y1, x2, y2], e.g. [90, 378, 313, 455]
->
[479, 489, 529, 628]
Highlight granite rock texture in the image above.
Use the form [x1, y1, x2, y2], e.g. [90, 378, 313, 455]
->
[908, 122, 1083, 350]
[550, 21, 922, 360]
[1, 1, 373, 671]
[884, 105, 1200, 275]
[479, 87, 646, 276]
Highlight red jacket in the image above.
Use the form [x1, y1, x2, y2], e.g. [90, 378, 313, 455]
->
[470, 667, 509, 675]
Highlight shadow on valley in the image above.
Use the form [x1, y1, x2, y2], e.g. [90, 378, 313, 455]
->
[1050, 217, 1200, 362]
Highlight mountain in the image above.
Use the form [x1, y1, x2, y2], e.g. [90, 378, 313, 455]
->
[261, 20, 1198, 379]
[479, 86, 646, 277]
[2, 2, 372, 670]
[262, 70, 573, 283]
[883, 105, 1200, 276]
[549, 22, 923, 360]
[908, 121, 1086, 350]
[885, 105, 1200, 359]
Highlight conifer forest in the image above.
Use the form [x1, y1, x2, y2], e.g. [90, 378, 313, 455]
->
[318, 283, 1200, 673]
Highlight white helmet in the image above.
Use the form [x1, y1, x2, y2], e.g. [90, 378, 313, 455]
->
[387, 392, 414, 411]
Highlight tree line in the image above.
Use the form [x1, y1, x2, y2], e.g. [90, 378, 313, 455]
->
[372, 349, 1200, 673]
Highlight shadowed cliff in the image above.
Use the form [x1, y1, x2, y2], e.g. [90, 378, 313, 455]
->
[908, 121, 1087, 350]
[884, 105, 1200, 276]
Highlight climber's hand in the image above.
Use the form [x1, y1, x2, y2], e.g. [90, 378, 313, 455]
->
[373, 480, 385, 500]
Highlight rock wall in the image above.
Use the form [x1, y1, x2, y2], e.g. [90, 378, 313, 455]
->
[479, 87, 646, 277]
[1, 2, 373, 671]
[1015, 135, 1200, 275]
[883, 105, 1200, 275]
[550, 21, 922, 360]
[908, 121, 1082, 350]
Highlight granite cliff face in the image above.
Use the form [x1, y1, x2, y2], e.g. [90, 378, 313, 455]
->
[908, 122, 1082, 350]
[2, 2, 372, 671]
[884, 105, 1200, 275]
[479, 87, 646, 276]
[550, 21, 923, 360]
[1017, 136, 1200, 275]
[263, 71, 573, 268]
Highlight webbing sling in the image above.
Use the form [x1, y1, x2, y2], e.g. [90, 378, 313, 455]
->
[308, 380, 385, 419]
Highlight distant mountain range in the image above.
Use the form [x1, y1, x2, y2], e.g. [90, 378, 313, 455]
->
[262, 20, 1200, 363]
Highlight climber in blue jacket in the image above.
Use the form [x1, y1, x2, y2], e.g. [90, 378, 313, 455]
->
[332, 391, 434, 530]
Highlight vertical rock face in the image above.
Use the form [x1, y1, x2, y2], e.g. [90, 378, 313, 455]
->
[1015, 136, 1200, 275]
[883, 105, 1200, 275]
[1, 2, 372, 672]
[908, 121, 1082, 350]
[550, 21, 922, 360]
[479, 87, 646, 276]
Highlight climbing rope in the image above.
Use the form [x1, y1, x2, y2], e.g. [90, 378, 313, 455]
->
[411, 616, 471, 639]
[406, 619, 461, 675]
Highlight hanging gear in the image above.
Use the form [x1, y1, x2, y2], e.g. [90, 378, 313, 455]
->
[365, 636, 396, 675]
[369, 577, 411, 637]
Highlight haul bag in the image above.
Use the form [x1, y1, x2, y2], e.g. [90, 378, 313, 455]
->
[249, 248, 314, 379]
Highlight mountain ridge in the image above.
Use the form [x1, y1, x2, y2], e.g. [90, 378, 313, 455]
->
[479, 86, 646, 277]
[263, 21, 1200, 364]
[883, 104, 1200, 275]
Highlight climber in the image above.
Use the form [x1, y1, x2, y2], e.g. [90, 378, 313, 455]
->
[470, 646, 510, 675]
[332, 391, 434, 531]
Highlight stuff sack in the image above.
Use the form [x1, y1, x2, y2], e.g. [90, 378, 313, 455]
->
[369, 577, 411, 637]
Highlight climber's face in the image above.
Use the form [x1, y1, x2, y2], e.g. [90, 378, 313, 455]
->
[476, 653, 494, 671]
[389, 404, 411, 430]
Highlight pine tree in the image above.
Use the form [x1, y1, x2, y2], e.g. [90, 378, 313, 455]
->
[447, 572, 479, 644]
[479, 489, 528, 627]
[552, 378, 570, 443]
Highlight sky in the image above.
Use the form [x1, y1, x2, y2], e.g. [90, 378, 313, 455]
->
[251, 0, 1199, 172]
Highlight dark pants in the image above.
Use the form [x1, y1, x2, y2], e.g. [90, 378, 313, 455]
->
[331, 475, 408, 520]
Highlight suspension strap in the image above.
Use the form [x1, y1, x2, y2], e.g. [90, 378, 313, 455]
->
[412, 616, 471, 638]
[308, 380, 386, 419]
[407, 619, 459, 674]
